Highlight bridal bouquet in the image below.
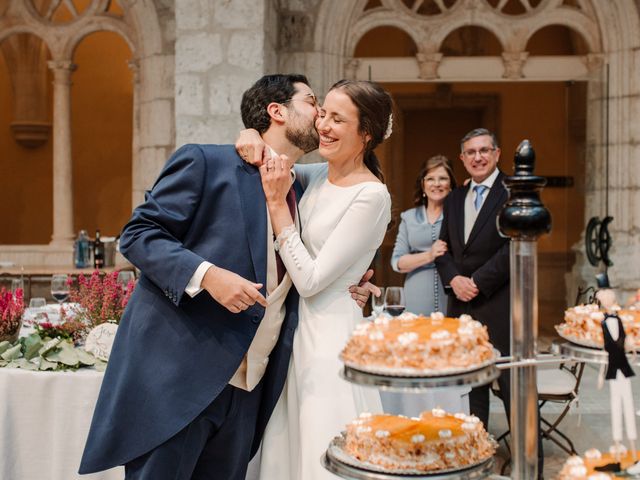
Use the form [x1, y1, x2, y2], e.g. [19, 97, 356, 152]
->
[68, 270, 135, 326]
[0, 287, 24, 342]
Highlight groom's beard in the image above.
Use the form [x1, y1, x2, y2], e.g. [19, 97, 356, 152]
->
[286, 123, 319, 154]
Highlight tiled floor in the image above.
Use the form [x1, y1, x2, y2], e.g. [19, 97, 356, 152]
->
[486, 347, 640, 479]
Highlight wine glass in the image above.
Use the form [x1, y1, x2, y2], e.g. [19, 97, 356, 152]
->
[117, 270, 135, 291]
[370, 287, 386, 318]
[11, 278, 23, 294]
[51, 274, 70, 305]
[28, 297, 47, 323]
[384, 286, 405, 317]
[29, 297, 46, 310]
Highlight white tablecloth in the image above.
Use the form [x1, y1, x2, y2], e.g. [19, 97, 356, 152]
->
[0, 367, 123, 480]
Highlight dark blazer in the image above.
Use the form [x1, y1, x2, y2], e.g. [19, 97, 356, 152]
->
[435, 171, 510, 355]
[79, 144, 299, 473]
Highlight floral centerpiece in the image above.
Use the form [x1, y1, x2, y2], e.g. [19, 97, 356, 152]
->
[34, 270, 135, 346]
[69, 270, 135, 326]
[0, 287, 25, 342]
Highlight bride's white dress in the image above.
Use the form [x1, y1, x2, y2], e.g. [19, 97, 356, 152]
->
[257, 163, 391, 480]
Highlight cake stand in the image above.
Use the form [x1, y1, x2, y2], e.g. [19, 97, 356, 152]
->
[340, 363, 501, 392]
[552, 340, 640, 366]
[322, 448, 495, 480]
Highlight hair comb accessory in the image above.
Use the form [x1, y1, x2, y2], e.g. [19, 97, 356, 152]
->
[384, 113, 393, 140]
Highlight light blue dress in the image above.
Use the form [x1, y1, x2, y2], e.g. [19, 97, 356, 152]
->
[391, 206, 446, 315]
[382, 205, 469, 417]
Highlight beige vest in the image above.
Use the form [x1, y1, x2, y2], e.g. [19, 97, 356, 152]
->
[229, 207, 297, 391]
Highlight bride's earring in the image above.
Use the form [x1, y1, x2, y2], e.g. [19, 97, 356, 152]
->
[422, 191, 426, 197]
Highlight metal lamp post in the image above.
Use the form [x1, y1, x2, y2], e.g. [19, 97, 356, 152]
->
[498, 140, 551, 480]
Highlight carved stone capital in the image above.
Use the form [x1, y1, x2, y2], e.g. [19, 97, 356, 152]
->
[343, 57, 361, 80]
[416, 52, 443, 80]
[47, 60, 77, 84]
[278, 12, 314, 52]
[47, 60, 77, 72]
[582, 53, 605, 74]
[502, 51, 529, 79]
[128, 59, 140, 84]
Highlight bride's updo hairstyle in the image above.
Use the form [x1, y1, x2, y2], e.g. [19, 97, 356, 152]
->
[328, 80, 393, 182]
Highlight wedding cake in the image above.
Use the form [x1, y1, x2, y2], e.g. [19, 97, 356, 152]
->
[557, 447, 640, 479]
[342, 410, 496, 473]
[341, 312, 496, 374]
[556, 305, 640, 349]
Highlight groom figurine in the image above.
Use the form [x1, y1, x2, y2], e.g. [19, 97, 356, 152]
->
[79, 74, 373, 480]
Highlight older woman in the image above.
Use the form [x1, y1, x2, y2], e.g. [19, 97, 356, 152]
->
[384, 155, 469, 416]
[391, 155, 455, 315]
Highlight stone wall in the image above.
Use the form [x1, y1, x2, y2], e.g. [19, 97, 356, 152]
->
[174, 0, 278, 147]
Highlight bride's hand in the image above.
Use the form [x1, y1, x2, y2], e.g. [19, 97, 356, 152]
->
[259, 154, 291, 206]
[235, 129, 271, 166]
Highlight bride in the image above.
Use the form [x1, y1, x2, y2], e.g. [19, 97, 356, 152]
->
[244, 80, 393, 479]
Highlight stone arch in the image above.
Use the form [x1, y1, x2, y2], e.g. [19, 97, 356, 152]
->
[438, 24, 505, 56]
[525, 23, 590, 55]
[0, 0, 169, 260]
[348, 15, 424, 55]
[65, 18, 135, 60]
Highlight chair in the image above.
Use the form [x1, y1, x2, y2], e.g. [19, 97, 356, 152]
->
[492, 361, 586, 473]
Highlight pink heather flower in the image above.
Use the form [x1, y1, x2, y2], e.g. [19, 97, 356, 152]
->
[68, 270, 135, 326]
[0, 287, 25, 337]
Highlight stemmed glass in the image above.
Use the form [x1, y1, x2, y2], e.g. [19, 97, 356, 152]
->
[51, 274, 70, 305]
[384, 286, 405, 317]
[370, 287, 386, 318]
[117, 270, 135, 292]
[11, 278, 23, 295]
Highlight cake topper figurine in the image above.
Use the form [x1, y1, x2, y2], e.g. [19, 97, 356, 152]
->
[596, 288, 637, 462]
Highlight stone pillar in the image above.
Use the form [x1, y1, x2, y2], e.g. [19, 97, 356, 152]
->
[48, 60, 76, 246]
[174, 0, 275, 146]
[571, 48, 640, 302]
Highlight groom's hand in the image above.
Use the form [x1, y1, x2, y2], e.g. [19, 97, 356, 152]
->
[349, 269, 381, 308]
[202, 265, 267, 314]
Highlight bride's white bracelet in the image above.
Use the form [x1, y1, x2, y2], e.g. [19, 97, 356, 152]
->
[274, 224, 296, 252]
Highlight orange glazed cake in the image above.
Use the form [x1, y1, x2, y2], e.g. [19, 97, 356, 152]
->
[557, 447, 640, 479]
[556, 305, 640, 349]
[344, 410, 496, 472]
[341, 312, 496, 373]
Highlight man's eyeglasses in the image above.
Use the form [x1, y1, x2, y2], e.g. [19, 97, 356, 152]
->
[286, 97, 318, 109]
[423, 176, 450, 185]
[462, 147, 495, 159]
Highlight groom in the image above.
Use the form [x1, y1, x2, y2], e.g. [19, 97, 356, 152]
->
[79, 74, 373, 480]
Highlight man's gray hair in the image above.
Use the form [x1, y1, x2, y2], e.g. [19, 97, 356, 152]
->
[460, 128, 499, 152]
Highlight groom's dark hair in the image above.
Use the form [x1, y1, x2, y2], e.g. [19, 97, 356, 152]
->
[241, 74, 310, 134]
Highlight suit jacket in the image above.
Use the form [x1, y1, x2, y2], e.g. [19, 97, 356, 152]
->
[435, 171, 510, 355]
[79, 144, 300, 473]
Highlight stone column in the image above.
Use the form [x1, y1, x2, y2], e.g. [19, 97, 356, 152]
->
[48, 60, 76, 246]
[128, 59, 141, 210]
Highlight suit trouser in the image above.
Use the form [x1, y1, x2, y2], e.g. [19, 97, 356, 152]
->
[470, 369, 545, 478]
[125, 381, 263, 480]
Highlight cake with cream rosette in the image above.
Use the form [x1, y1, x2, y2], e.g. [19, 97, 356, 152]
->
[556, 304, 640, 349]
[557, 446, 640, 479]
[343, 409, 496, 472]
[340, 312, 496, 374]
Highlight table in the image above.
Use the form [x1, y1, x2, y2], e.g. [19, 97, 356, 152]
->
[0, 316, 122, 479]
[0, 364, 123, 479]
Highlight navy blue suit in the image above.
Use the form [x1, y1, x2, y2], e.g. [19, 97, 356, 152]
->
[79, 144, 299, 476]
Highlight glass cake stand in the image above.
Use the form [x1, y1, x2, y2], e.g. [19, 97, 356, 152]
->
[322, 447, 495, 480]
[339, 363, 501, 392]
[552, 340, 640, 366]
